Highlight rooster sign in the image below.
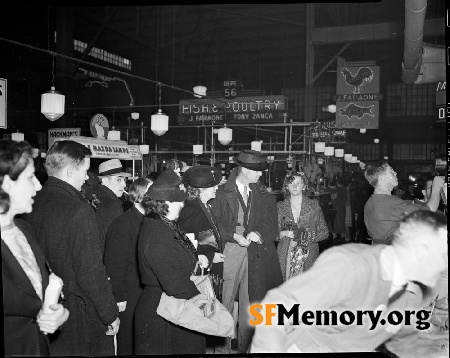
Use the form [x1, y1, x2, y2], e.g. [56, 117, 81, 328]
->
[341, 67, 374, 94]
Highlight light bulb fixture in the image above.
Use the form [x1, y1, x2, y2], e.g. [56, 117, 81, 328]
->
[351, 156, 358, 163]
[383, 156, 388, 160]
[251, 125, 262, 151]
[11, 130, 24, 142]
[193, 85, 207, 98]
[322, 104, 336, 113]
[41, 55, 65, 121]
[335, 149, 344, 157]
[40, 152, 47, 159]
[131, 112, 139, 120]
[324, 146, 334, 156]
[344, 154, 352, 162]
[107, 126, 121, 140]
[314, 142, 325, 153]
[360, 162, 366, 169]
[193, 144, 203, 155]
[151, 83, 169, 136]
[218, 125, 233, 145]
[317, 158, 324, 165]
[374, 138, 379, 144]
[139, 144, 150, 155]
[360, 128, 366, 133]
[31, 148, 39, 158]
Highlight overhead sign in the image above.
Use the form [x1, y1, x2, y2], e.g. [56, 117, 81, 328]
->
[48, 128, 81, 148]
[54, 136, 142, 160]
[221, 80, 243, 99]
[177, 95, 288, 125]
[0, 78, 6, 129]
[311, 121, 347, 142]
[335, 64, 381, 129]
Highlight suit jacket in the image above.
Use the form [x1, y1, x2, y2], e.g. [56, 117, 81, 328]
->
[26, 176, 118, 356]
[2, 218, 50, 357]
[210, 168, 283, 303]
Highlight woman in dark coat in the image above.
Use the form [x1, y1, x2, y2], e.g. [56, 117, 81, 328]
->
[179, 165, 225, 284]
[1, 139, 69, 356]
[135, 169, 207, 355]
[104, 177, 152, 356]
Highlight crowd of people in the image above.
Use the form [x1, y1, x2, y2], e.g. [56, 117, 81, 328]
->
[1, 138, 447, 357]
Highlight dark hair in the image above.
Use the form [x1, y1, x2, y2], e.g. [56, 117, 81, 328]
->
[185, 185, 202, 200]
[129, 177, 152, 203]
[282, 171, 309, 197]
[364, 161, 389, 187]
[0, 140, 33, 214]
[45, 140, 92, 176]
[141, 196, 168, 216]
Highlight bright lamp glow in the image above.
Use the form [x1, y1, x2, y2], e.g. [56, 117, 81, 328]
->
[322, 104, 336, 113]
[218, 126, 233, 145]
[351, 156, 358, 163]
[11, 131, 24, 142]
[107, 127, 121, 141]
[317, 158, 324, 164]
[314, 142, 325, 153]
[360, 128, 366, 133]
[344, 154, 352, 162]
[324, 146, 334, 156]
[335, 149, 344, 157]
[151, 109, 169, 136]
[374, 138, 379, 144]
[139, 144, 150, 155]
[41, 86, 65, 121]
[251, 140, 262, 151]
[193, 144, 203, 155]
[193, 86, 207, 98]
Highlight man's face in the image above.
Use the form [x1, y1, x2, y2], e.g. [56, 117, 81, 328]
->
[243, 167, 262, 184]
[103, 175, 127, 197]
[382, 165, 398, 187]
[72, 157, 90, 191]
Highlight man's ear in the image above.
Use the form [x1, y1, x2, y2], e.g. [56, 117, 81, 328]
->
[1, 175, 12, 193]
[100, 177, 108, 186]
[66, 166, 74, 178]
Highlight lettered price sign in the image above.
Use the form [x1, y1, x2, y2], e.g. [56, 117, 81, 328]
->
[221, 80, 243, 99]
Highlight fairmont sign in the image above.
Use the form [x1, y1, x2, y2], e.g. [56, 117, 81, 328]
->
[177, 95, 288, 125]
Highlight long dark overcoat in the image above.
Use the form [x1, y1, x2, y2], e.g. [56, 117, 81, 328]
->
[2, 219, 50, 357]
[95, 184, 124, 255]
[104, 206, 144, 356]
[178, 198, 224, 278]
[135, 216, 206, 355]
[26, 176, 119, 356]
[209, 168, 283, 304]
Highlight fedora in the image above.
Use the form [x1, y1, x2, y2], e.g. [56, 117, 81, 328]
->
[183, 165, 222, 188]
[234, 149, 268, 171]
[98, 159, 131, 177]
[146, 169, 187, 202]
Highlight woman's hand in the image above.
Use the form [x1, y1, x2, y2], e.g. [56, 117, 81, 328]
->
[198, 254, 209, 268]
[280, 230, 295, 239]
[212, 252, 225, 263]
[36, 303, 69, 335]
[117, 301, 127, 312]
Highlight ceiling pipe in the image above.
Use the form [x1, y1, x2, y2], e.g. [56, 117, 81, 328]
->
[401, 0, 427, 83]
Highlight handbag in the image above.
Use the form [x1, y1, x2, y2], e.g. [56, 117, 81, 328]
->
[156, 262, 233, 337]
[197, 229, 219, 251]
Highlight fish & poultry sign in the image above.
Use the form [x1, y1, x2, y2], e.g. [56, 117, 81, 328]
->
[335, 64, 380, 129]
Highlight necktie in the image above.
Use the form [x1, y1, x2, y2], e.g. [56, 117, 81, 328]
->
[243, 185, 248, 205]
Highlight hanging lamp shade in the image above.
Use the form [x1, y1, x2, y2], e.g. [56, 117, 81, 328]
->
[335, 149, 344, 157]
[251, 140, 262, 151]
[41, 86, 65, 121]
[131, 112, 139, 120]
[324, 146, 334, 156]
[344, 154, 352, 162]
[40, 152, 47, 159]
[314, 142, 325, 152]
[107, 127, 121, 141]
[151, 109, 169, 136]
[31, 148, 39, 158]
[139, 144, 150, 155]
[11, 131, 24, 142]
[374, 138, 379, 143]
[360, 128, 366, 133]
[317, 158, 324, 165]
[360, 162, 366, 169]
[193, 85, 207, 98]
[351, 156, 358, 163]
[193, 144, 203, 155]
[218, 126, 233, 145]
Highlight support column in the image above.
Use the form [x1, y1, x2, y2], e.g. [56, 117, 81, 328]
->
[304, 4, 315, 157]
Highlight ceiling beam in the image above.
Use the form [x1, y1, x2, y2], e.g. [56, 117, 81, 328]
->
[312, 18, 443, 45]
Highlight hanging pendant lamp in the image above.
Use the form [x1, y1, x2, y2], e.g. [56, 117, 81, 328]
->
[324, 146, 334, 156]
[335, 149, 344, 157]
[218, 124, 233, 145]
[107, 126, 121, 140]
[193, 127, 203, 155]
[344, 154, 352, 162]
[11, 130, 24, 142]
[151, 83, 168, 136]
[41, 55, 65, 121]
[314, 142, 325, 152]
[193, 85, 207, 98]
[251, 126, 262, 151]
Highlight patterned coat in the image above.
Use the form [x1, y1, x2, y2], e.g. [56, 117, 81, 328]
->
[277, 195, 329, 281]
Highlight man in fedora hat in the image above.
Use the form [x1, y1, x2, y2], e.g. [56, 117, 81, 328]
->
[96, 159, 132, 255]
[210, 150, 283, 353]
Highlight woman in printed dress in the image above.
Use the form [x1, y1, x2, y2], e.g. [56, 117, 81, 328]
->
[277, 171, 329, 281]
